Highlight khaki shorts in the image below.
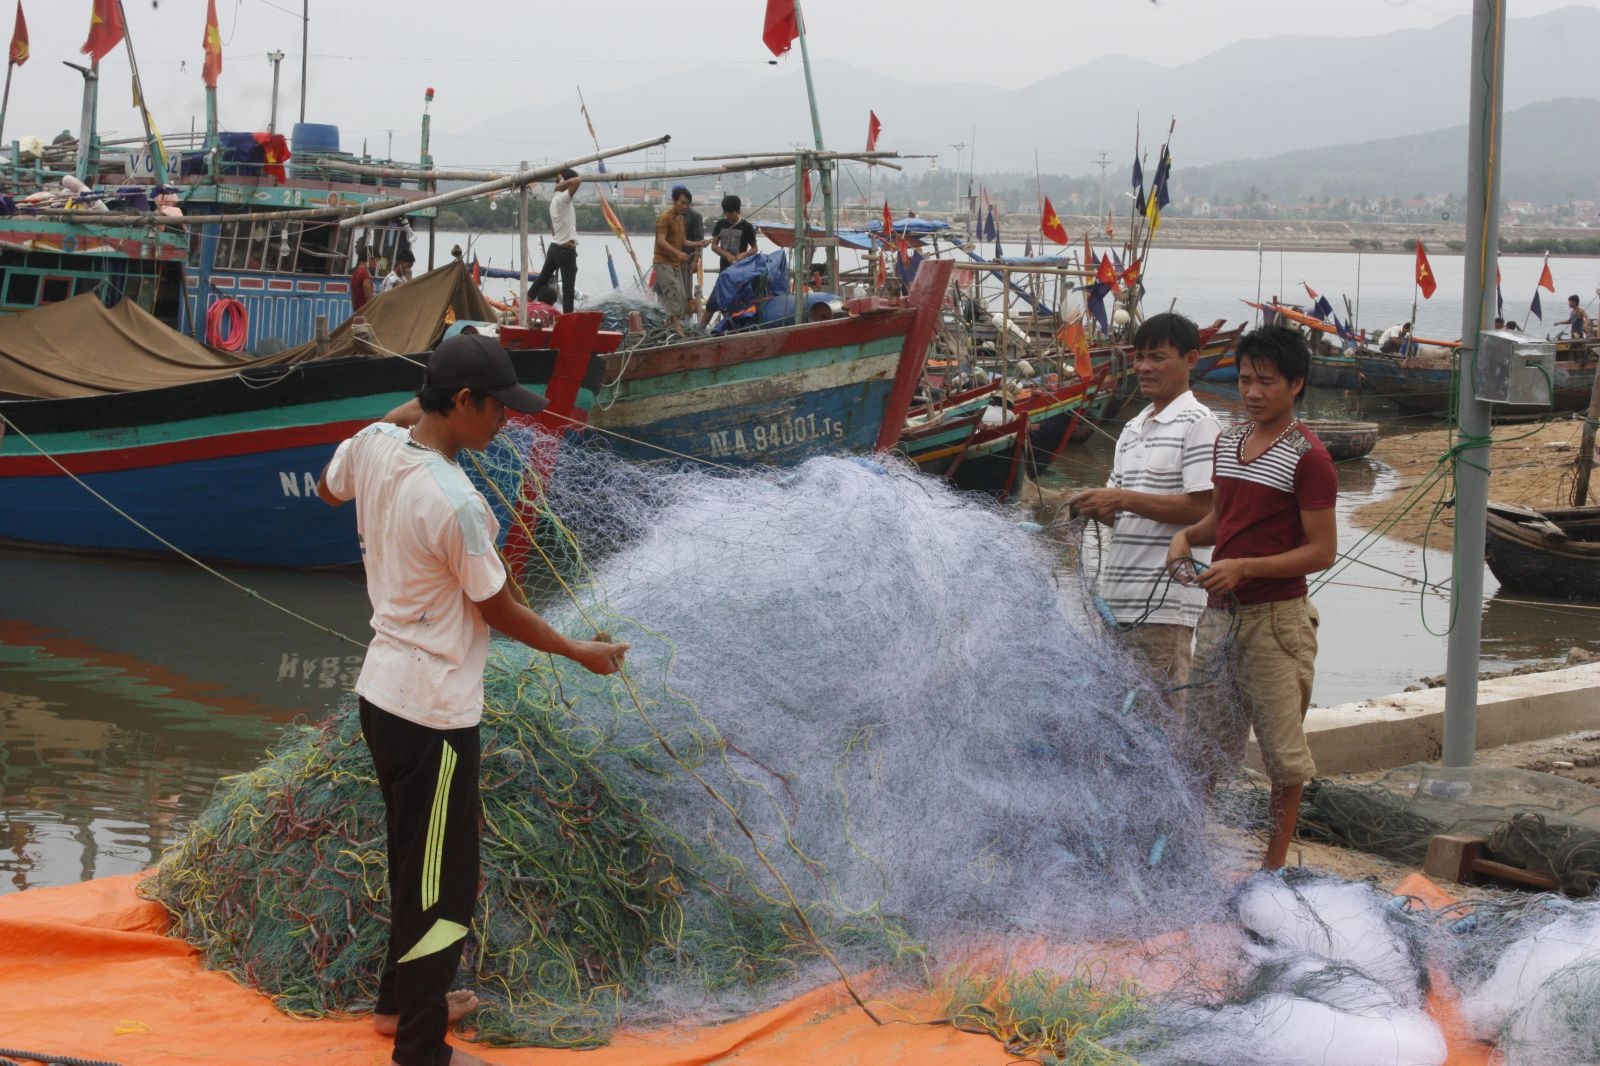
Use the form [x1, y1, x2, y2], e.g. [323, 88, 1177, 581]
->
[1189, 596, 1319, 786]
[653, 262, 686, 317]
[1119, 622, 1194, 716]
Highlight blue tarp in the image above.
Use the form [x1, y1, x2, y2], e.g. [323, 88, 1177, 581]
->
[863, 218, 950, 237]
[711, 250, 790, 319]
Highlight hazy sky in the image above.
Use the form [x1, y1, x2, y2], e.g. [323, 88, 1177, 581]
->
[3, 0, 1588, 166]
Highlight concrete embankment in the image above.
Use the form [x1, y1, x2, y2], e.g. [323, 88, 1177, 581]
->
[1257, 661, 1600, 776]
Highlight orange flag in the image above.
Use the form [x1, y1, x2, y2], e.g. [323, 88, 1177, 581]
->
[866, 110, 881, 153]
[1105, 208, 1114, 239]
[8, 2, 27, 67]
[81, 0, 124, 64]
[1538, 257, 1555, 292]
[1414, 241, 1437, 299]
[1040, 196, 1068, 245]
[1058, 321, 1092, 381]
[599, 194, 626, 239]
[881, 200, 893, 241]
[202, 0, 223, 87]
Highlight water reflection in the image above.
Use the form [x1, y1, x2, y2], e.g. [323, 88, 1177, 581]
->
[0, 548, 370, 892]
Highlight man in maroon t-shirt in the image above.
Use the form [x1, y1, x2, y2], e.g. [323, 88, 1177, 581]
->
[351, 245, 379, 314]
[1167, 325, 1337, 870]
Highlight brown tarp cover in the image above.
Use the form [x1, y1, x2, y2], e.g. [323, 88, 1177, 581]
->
[0, 261, 495, 399]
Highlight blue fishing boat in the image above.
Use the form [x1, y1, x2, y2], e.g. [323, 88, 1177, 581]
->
[0, 265, 606, 568]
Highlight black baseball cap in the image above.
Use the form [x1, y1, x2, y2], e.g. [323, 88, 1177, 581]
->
[424, 333, 548, 414]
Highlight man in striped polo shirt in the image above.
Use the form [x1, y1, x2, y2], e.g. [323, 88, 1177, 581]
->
[1167, 325, 1337, 870]
[1070, 312, 1220, 706]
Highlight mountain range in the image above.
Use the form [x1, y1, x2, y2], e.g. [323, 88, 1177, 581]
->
[447, 5, 1599, 183]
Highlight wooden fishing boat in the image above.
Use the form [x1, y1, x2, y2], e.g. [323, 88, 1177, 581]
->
[1358, 341, 1600, 416]
[1304, 419, 1379, 462]
[1191, 320, 1244, 382]
[0, 265, 610, 569]
[587, 260, 953, 465]
[1484, 501, 1600, 601]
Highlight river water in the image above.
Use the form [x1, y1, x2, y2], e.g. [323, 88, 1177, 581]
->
[3, 243, 1598, 893]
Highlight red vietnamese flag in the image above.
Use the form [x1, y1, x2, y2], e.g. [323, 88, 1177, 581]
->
[1105, 208, 1114, 239]
[253, 132, 291, 183]
[866, 110, 881, 153]
[1096, 248, 1120, 293]
[882, 200, 893, 241]
[1040, 196, 1068, 245]
[1414, 241, 1438, 299]
[1121, 256, 1143, 290]
[8, 2, 27, 67]
[202, 0, 223, 87]
[763, 0, 798, 57]
[81, 0, 124, 64]
[1538, 257, 1555, 292]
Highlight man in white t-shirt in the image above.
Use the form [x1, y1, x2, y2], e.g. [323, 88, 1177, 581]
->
[1069, 312, 1221, 711]
[526, 168, 581, 314]
[381, 248, 414, 293]
[317, 333, 627, 1066]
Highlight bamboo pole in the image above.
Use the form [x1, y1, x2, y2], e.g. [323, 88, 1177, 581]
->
[336, 136, 670, 229]
[518, 159, 530, 327]
[25, 200, 406, 226]
[319, 155, 829, 186]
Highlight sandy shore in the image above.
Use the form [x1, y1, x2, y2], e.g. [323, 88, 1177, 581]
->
[1352, 418, 1597, 548]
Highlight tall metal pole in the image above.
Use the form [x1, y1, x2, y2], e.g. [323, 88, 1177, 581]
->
[792, 0, 836, 291]
[1442, 0, 1506, 769]
[298, 0, 308, 124]
[0, 61, 13, 152]
[518, 159, 530, 328]
[268, 51, 285, 133]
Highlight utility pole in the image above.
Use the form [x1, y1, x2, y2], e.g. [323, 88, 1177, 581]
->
[267, 51, 285, 134]
[1095, 150, 1111, 221]
[298, 0, 309, 124]
[948, 142, 967, 226]
[1441, 0, 1506, 769]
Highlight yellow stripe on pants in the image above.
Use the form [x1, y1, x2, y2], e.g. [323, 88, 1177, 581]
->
[421, 742, 458, 912]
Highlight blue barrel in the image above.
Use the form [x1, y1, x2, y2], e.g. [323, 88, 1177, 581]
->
[290, 122, 340, 155]
[290, 123, 340, 179]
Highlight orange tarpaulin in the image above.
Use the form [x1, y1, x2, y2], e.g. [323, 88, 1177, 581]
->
[0, 873, 1498, 1065]
[0, 875, 1006, 1065]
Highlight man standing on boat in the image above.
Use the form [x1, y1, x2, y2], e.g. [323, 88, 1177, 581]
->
[1566, 295, 1591, 339]
[352, 244, 379, 314]
[1068, 312, 1220, 709]
[382, 249, 415, 293]
[316, 334, 628, 1066]
[526, 169, 581, 315]
[676, 186, 710, 317]
[653, 187, 694, 335]
[1167, 325, 1337, 870]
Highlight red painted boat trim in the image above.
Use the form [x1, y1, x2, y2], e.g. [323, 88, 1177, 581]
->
[0, 420, 370, 478]
[238, 278, 267, 291]
[876, 259, 955, 451]
[326, 281, 350, 295]
[268, 279, 294, 292]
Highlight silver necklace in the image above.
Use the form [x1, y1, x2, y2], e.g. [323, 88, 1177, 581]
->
[408, 428, 456, 463]
[1240, 418, 1298, 462]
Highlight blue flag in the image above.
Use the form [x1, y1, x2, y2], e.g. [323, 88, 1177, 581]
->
[1132, 156, 1146, 215]
[606, 245, 620, 289]
[1087, 283, 1110, 332]
[1312, 295, 1333, 321]
[1530, 289, 1543, 323]
[984, 206, 997, 242]
[1024, 235, 1034, 258]
[994, 234, 1004, 258]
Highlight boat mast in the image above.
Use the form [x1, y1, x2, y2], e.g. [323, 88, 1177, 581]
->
[69, 59, 99, 182]
[793, 0, 835, 292]
[1440, 0, 1506, 769]
[298, 0, 308, 124]
[117, 1, 168, 184]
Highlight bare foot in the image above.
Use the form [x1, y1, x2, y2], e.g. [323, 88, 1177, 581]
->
[373, 989, 479, 1036]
